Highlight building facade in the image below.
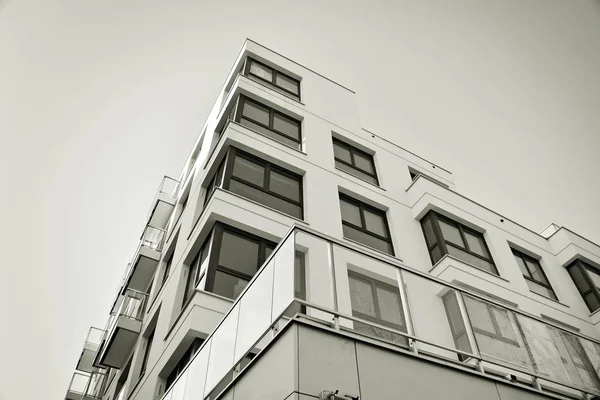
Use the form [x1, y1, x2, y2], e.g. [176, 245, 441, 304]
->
[65, 40, 600, 400]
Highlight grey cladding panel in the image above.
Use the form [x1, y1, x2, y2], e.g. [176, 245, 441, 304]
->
[298, 326, 359, 398]
[355, 341, 501, 400]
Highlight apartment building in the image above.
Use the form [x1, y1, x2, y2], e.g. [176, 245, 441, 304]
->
[64, 39, 600, 400]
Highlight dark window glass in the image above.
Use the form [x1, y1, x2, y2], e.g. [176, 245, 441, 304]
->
[568, 260, 600, 312]
[206, 224, 277, 301]
[227, 149, 303, 219]
[245, 58, 300, 100]
[236, 96, 302, 150]
[183, 241, 209, 306]
[442, 291, 472, 360]
[161, 253, 173, 288]
[339, 194, 393, 255]
[464, 296, 518, 344]
[139, 329, 154, 376]
[348, 271, 406, 345]
[419, 211, 497, 275]
[166, 338, 204, 391]
[332, 138, 378, 185]
[512, 249, 557, 300]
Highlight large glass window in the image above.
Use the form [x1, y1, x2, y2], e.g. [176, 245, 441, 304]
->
[511, 248, 557, 300]
[183, 239, 210, 306]
[419, 211, 497, 275]
[227, 149, 303, 219]
[165, 338, 204, 391]
[139, 329, 155, 377]
[568, 260, 600, 312]
[235, 96, 301, 150]
[339, 194, 394, 255]
[205, 224, 276, 300]
[332, 138, 378, 185]
[244, 57, 301, 100]
[347, 271, 406, 345]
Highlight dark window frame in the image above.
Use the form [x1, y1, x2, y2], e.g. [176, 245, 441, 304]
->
[165, 338, 204, 392]
[204, 147, 304, 219]
[420, 211, 497, 275]
[347, 270, 406, 332]
[160, 252, 174, 289]
[567, 259, 600, 313]
[332, 137, 379, 185]
[235, 95, 302, 150]
[225, 148, 304, 219]
[339, 193, 394, 255]
[511, 248, 557, 300]
[244, 57, 301, 100]
[467, 299, 520, 346]
[204, 223, 277, 299]
[139, 328, 155, 377]
[183, 236, 210, 306]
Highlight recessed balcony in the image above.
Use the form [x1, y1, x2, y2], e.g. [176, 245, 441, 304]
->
[65, 371, 106, 400]
[146, 176, 179, 230]
[76, 327, 104, 373]
[94, 289, 148, 369]
[122, 224, 166, 293]
[161, 225, 600, 400]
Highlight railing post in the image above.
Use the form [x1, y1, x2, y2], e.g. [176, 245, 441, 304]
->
[397, 270, 417, 354]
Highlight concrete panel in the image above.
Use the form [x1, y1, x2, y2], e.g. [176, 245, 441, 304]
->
[298, 325, 359, 398]
[496, 384, 551, 400]
[355, 341, 500, 400]
[230, 325, 297, 400]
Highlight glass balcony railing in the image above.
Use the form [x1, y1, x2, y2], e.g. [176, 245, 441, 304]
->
[146, 176, 180, 222]
[99, 289, 148, 349]
[85, 327, 105, 347]
[161, 226, 600, 400]
[67, 372, 90, 396]
[140, 225, 166, 252]
[83, 371, 107, 399]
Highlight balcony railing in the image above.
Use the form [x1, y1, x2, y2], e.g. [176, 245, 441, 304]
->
[66, 370, 106, 399]
[85, 327, 105, 347]
[145, 176, 180, 222]
[140, 225, 166, 252]
[98, 288, 148, 353]
[67, 372, 90, 396]
[161, 225, 600, 400]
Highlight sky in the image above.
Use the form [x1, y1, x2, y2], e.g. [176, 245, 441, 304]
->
[1, 1, 599, 399]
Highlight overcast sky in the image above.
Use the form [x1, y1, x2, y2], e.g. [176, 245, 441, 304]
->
[1, 1, 600, 399]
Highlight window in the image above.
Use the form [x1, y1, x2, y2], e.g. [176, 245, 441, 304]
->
[512, 249, 557, 300]
[332, 138, 378, 185]
[442, 292, 472, 360]
[160, 253, 173, 289]
[567, 260, 600, 312]
[235, 96, 302, 150]
[339, 194, 394, 255]
[205, 158, 226, 207]
[464, 296, 518, 345]
[420, 211, 497, 275]
[227, 149, 303, 219]
[166, 338, 204, 391]
[183, 240, 210, 306]
[244, 57, 300, 100]
[347, 271, 406, 345]
[139, 329, 155, 377]
[205, 224, 276, 300]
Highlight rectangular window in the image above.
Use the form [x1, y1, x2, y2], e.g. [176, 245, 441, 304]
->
[183, 240, 210, 306]
[235, 96, 302, 150]
[511, 249, 557, 300]
[205, 224, 276, 300]
[420, 211, 497, 275]
[244, 57, 301, 100]
[160, 253, 173, 289]
[347, 271, 406, 345]
[442, 291, 472, 359]
[226, 149, 303, 219]
[205, 157, 226, 207]
[139, 329, 154, 377]
[339, 194, 394, 255]
[165, 338, 204, 391]
[568, 260, 600, 312]
[332, 138, 378, 185]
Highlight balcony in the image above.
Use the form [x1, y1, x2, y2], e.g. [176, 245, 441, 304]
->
[162, 225, 600, 400]
[76, 327, 104, 373]
[65, 371, 106, 400]
[146, 176, 179, 230]
[94, 289, 148, 369]
[122, 224, 166, 293]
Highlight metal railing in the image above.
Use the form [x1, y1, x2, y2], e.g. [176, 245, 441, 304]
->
[145, 176, 180, 223]
[140, 225, 166, 252]
[160, 225, 600, 400]
[67, 372, 90, 396]
[98, 289, 148, 358]
[85, 327, 105, 347]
